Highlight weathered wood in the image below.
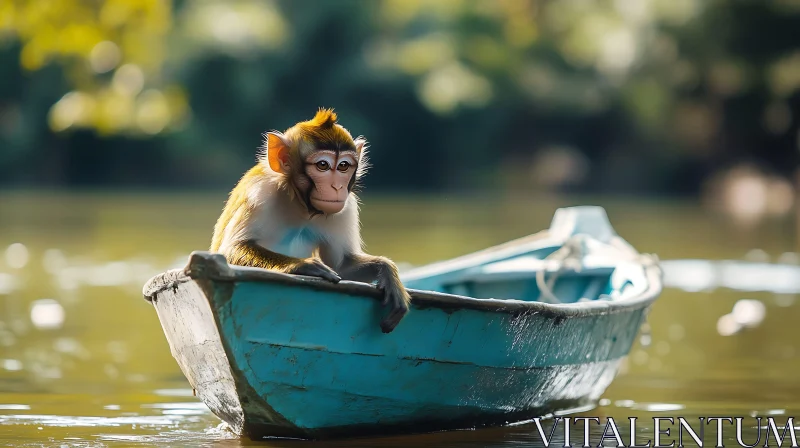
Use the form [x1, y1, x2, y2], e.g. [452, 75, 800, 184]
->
[149, 278, 244, 433]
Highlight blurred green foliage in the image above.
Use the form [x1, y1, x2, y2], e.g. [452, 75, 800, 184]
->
[0, 0, 799, 194]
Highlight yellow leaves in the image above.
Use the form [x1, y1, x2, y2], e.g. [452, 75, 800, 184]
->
[100, 0, 171, 32]
[59, 23, 105, 56]
[99, 0, 171, 72]
[371, 0, 541, 115]
[9, 0, 168, 71]
[12, 1, 115, 70]
[492, 0, 539, 48]
[396, 34, 455, 76]
[650, 0, 701, 26]
[6, 0, 184, 136]
[504, 17, 538, 49]
[21, 23, 103, 71]
[48, 91, 96, 132]
[99, 0, 133, 29]
[47, 84, 189, 136]
[465, 35, 511, 70]
[179, 0, 288, 54]
[379, 0, 427, 27]
[111, 64, 144, 96]
[417, 62, 493, 115]
[94, 88, 135, 135]
[119, 32, 164, 73]
[20, 40, 46, 71]
[135, 89, 171, 135]
[379, 0, 465, 27]
[0, 1, 16, 31]
[89, 41, 122, 73]
[162, 86, 189, 126]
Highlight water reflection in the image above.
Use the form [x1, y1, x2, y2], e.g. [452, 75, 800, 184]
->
[30, 299, 65, 330]
[1, 414, 180, 428]
[5, 243, 30, 269]
[661, 259, 800, 294]
[2, 359, 23, 372]
[0, 273, 17, 295]
[0, 194, 798, 447]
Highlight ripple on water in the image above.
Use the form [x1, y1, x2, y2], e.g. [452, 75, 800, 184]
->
[661, 259, 800, 294]
[0, 414, 179, 428]
[30, 298, 65, 330]
[0, 272, 17, 294]
[94, 422, 238, 445]
[630, 402, 685, 412]
[153, 388, 195, 397]
[5, 243, 30, 269]
[142, 402, 210, 416]
[610, 400, 685, 412]
[0, 404, 30, 410]
[2, 359, 23, 371]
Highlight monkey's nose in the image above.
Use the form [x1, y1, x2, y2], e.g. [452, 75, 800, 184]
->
[332, 184, 343, 191]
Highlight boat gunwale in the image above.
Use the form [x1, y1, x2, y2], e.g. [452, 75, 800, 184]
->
[143, 249, 663, 319]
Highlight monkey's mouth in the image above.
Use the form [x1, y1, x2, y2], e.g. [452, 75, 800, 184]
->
[311, 198, 345, 203]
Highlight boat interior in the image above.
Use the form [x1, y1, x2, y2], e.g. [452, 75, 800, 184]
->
[399, 207, 653, 305]
[437, 253, 639, 304]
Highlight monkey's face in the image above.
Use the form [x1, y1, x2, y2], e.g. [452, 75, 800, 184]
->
[301, 150, 357, 215]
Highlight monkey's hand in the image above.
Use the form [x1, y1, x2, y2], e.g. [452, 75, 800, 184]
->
[288, 257, 341, 283]
[377, 276, 411, 334]
[334, 252, 412, 333]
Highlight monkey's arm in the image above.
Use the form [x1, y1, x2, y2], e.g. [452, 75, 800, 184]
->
[337, 252, 411, 333]
[225, 239, 341, 283]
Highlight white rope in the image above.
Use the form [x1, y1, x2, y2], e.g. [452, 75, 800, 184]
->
[535, 235, 661, 304]
[535, 235, 587, 304]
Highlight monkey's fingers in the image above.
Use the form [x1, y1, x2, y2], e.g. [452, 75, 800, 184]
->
[291, 260, 341, 283]
[310, 260, 341, 283]
[380, 308, 407, 333]
[379, 289, 410, 333]
[318, 268, 342, 283]
[304, 265, 340, 283]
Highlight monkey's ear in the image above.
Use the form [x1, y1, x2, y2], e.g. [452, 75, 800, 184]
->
[353, 137, 370, 179]
[354, 136, 368, 154]
[266, 132, 291, 173]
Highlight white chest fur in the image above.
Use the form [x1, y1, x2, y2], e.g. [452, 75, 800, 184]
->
[228, 183, 361, 265]
[269, 226, 320, 259]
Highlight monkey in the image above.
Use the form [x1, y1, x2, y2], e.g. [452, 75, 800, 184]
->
[209, 108, 410, 333]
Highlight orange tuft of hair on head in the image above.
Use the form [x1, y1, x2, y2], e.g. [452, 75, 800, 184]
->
[293, 107, 359, 153]
[306, 108, 338, 129]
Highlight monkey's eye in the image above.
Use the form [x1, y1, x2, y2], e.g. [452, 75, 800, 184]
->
[315, 161, 330, 171]
[337, 161, 351, 172]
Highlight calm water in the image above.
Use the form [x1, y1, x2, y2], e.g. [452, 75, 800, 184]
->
[0, 191, 798, 447]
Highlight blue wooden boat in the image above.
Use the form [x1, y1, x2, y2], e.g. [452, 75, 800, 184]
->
[142, 206, 662, 440]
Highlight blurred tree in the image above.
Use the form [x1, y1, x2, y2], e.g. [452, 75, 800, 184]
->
[0, 0, 188, 136]
[0, 0, 798, 195]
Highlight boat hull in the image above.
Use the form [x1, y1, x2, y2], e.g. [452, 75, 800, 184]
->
[144, 249, 659, 440]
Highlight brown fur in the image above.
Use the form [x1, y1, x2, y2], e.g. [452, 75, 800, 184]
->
[209, 165, 263, 253]
[208, 109, 411, 333]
